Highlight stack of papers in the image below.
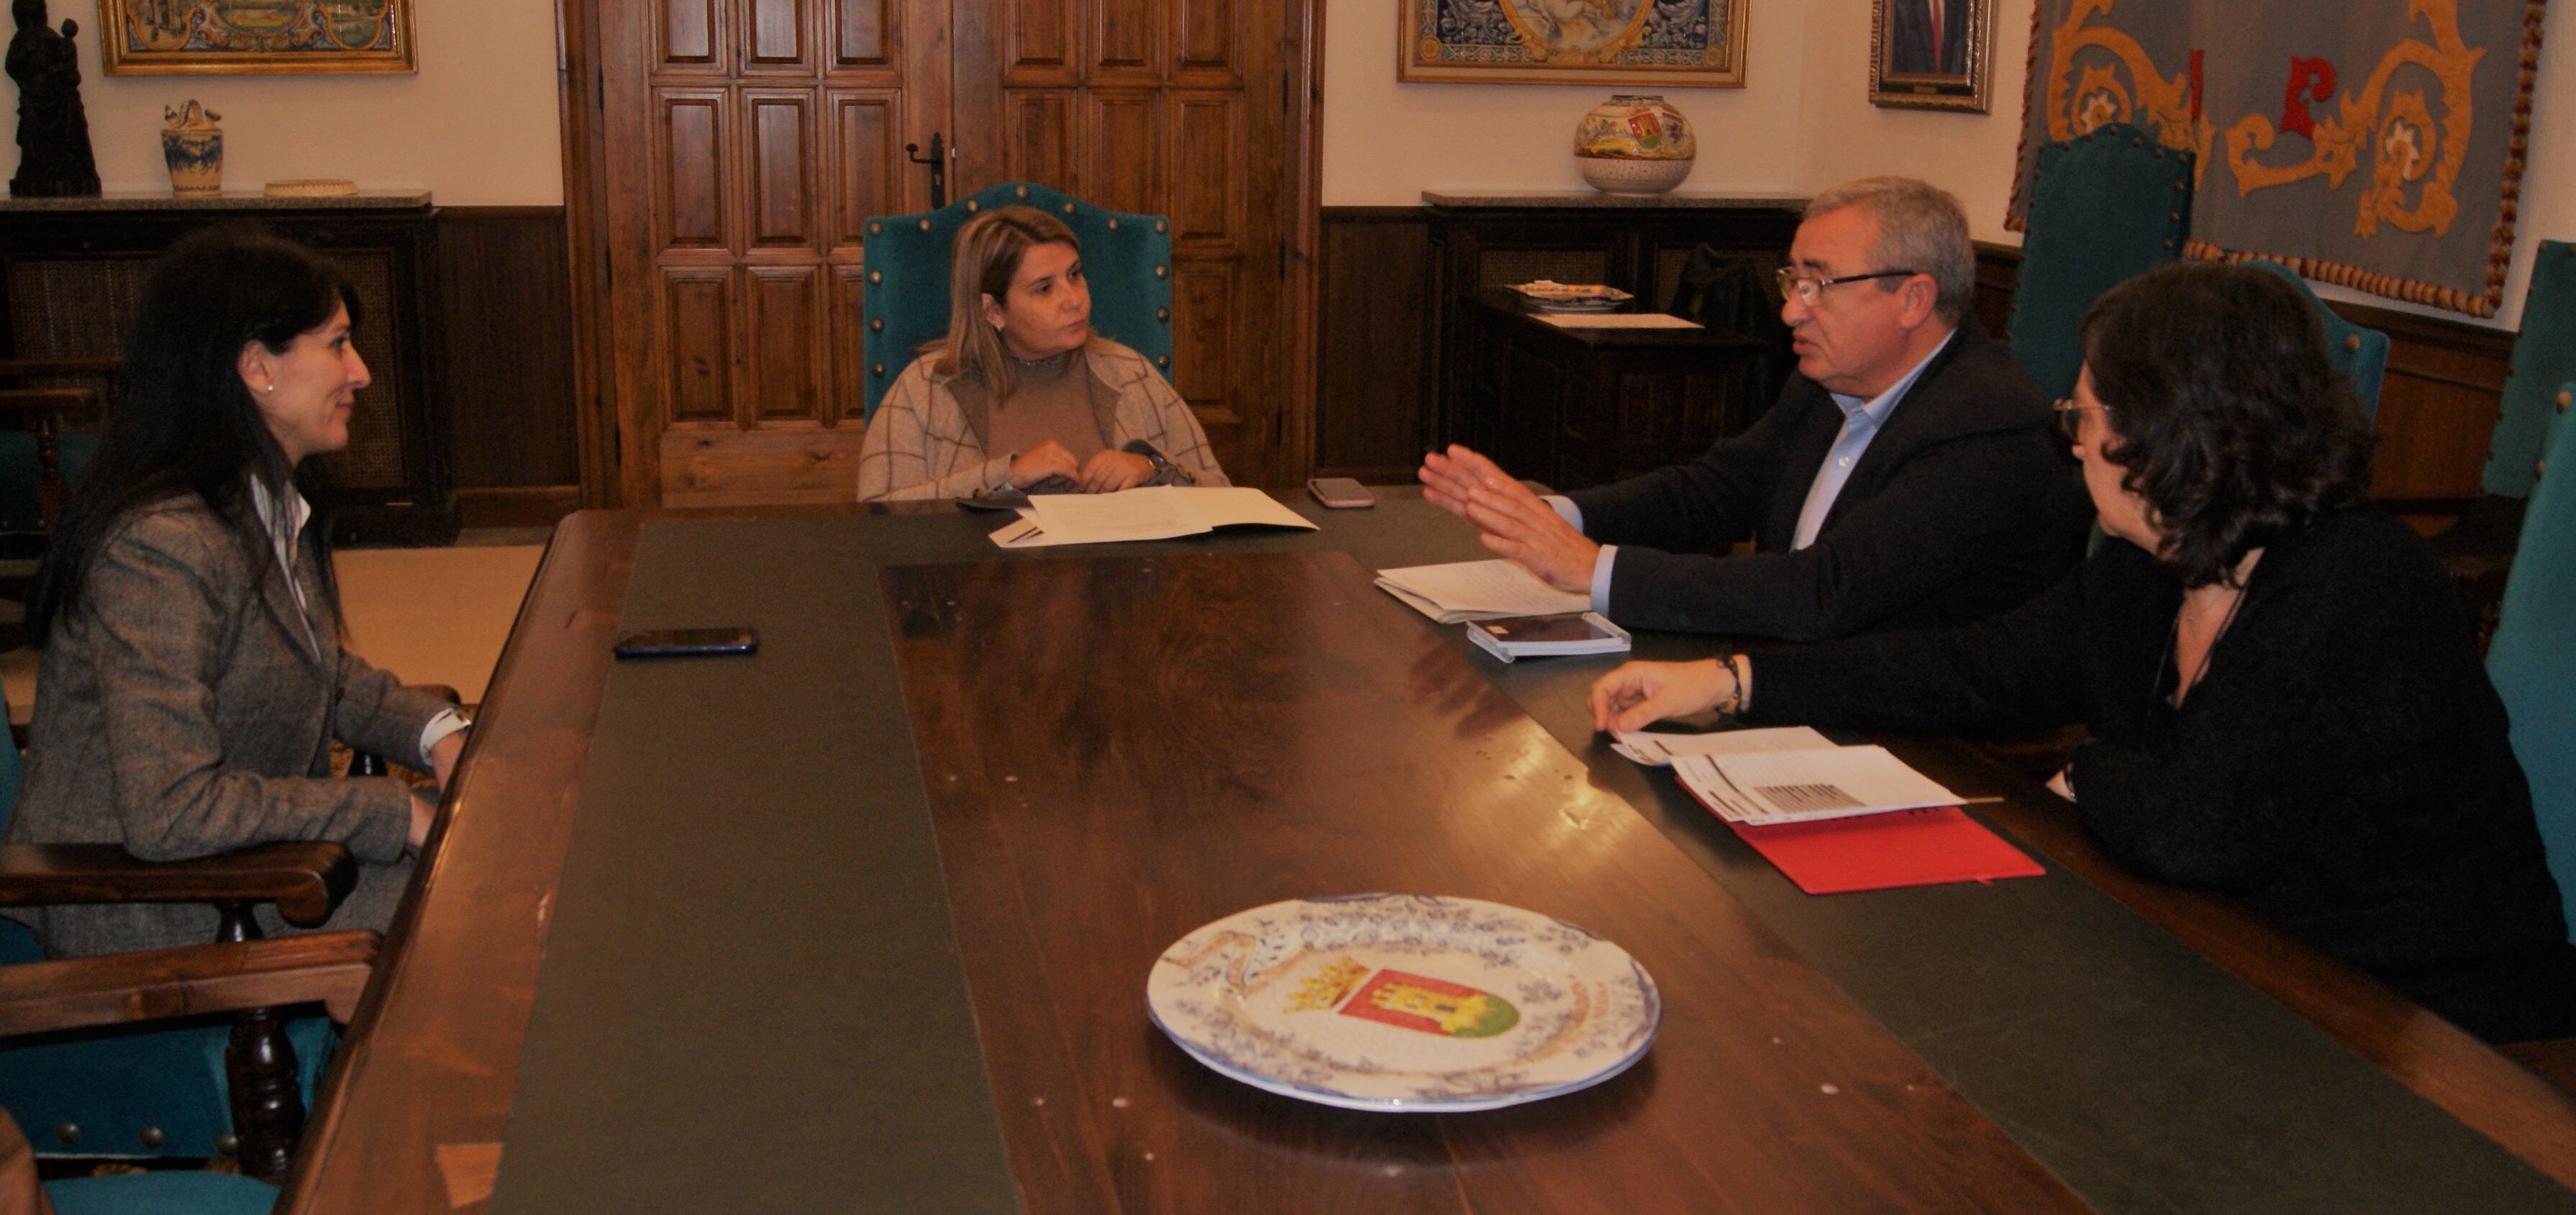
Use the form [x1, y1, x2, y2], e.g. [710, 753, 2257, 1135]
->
[988, 486, 1318, 548]
[1615, 729, 1965, 827]
[1375, 560, 1589, 623]
[1614, 727, 2041, 893]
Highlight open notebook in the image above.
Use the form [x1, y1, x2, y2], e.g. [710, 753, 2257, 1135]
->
[988, 486, 1318, 548]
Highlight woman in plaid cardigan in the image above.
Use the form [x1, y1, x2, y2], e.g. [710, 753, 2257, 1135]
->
[857, 206, 1226, 501]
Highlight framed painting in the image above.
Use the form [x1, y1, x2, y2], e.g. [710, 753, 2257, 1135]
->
[96, 0, 417, 75]
[1869, 0, 1988, 112]
[1401, 0, 1751, 88]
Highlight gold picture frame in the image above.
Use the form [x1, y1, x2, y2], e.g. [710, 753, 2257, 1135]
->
[1399, 0, 1751, 89]
[97, 0, 417, 76]
[1869, 0, 1989, 112]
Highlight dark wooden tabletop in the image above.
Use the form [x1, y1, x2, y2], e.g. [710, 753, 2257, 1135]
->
[277, 493, 2576, 1214]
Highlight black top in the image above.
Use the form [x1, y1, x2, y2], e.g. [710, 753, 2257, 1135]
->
[1744, 507, 2576, 1042]
[1567, 319, 2083, 640]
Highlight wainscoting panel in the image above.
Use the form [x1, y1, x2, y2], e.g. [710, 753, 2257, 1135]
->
[434, 207, 582, 519]
[1314, 207, 1432, 484]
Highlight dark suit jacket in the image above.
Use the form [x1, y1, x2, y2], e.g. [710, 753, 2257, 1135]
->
[1887, 0, 1970, 76]
[1567, 319, 2078, 640]
[1740, 509, 2576, 1042]
[6, 495, 448, 957]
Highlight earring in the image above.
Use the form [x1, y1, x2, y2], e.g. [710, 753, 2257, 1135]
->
[262, 384, 276, 393]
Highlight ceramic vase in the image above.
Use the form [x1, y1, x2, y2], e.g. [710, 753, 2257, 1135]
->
[162, 100, 224, 196]
[1573, 94, 1696, 196]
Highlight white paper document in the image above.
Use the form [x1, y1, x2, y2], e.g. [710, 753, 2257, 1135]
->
[1668, 744, 1965, 826]
[1610, 725, 1836, 767]
[1373, 560, 1590, 623]
[988, 486, 1318, 548]
[1532, 312, 1703, 329]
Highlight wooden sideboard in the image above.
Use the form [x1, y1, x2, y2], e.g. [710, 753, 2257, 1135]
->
[1420, 192, 1805, 491]
[0, 194, 455, 542]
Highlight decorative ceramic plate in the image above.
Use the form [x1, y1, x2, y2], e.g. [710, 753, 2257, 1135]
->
[1146, 894, 1661, 1112]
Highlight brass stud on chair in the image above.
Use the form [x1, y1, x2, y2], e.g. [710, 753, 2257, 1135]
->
[53, 1124, 77, 1147]
[2344, 334, 2362, 352]
[1157, 355, 1170, 368]
[1107, 217, 1119, 229]
[1155, 219, 1168, 234]
[873, 363, 887, 377]
[919, 218, 932, 231]
[2557, 388, 2571, 412]
[965, 200, 980, 212]
[1155, 265, 1168, 278]
[870, 318, 883, 332]
[1015, 185, 1029, 197]
[216, 1134, 238, 1156]
[1062, 202, 1076, 214]
[868, 270, 883, 284]
[139, 1127, 165, 1150]
[1156, 307, 1170, 322]
[867, 221, 882, 235]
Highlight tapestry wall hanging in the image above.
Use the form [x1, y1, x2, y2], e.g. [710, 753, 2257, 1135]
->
[97, 0, 417, 75]
[1401, 0, 1751, 88]
[2008, 0, 2547, 317]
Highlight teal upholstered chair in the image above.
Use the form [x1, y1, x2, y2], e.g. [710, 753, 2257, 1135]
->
[2487, 380, 2576, 930]
[858, 182, 1174, 421]
[0, 735, 348, 1179]
[2242, 260, 2391, 422]
[2010, 123, 2195, 401]
[2485, 242, 2576, 505]
[2434, 241, 2576, 565]
[42, 1168, 279, 1215]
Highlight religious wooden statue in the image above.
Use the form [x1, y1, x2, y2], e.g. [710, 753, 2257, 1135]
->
[8, 0, 101, 198]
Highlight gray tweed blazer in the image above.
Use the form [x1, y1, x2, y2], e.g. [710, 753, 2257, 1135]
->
[5, 495, 447, 957]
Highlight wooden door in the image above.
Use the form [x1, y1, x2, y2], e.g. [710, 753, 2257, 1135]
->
[951, 0, 1291, 488]
[596, 0, 950, 506]
[588, 0, 1305, 504]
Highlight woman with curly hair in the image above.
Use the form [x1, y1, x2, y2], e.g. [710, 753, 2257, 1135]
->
[1587, 260, 2576, 1042]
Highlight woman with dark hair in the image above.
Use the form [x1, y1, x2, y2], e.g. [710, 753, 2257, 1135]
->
[4, 226, 468, 958]
[1587, 260, 2576, 1042]
[855, 205, 1225, 501]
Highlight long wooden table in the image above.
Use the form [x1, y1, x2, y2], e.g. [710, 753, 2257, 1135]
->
[280, 495, 2576, 1214]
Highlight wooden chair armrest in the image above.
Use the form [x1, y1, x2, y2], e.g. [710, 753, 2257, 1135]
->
[0, 388, 96, 416]
[0, 356, 120, 378]
[0, 842, 358, 927]
[0, 929, 378, 1035]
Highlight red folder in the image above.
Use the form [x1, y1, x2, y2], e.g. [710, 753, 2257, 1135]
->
[1724, 807, 2046, 895]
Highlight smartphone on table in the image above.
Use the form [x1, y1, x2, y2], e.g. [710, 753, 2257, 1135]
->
[1307, 478, 1377, 509]
[612, 627, 760, 658]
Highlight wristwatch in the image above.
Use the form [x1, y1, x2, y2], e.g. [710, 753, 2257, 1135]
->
[1122, 439, 1178, 483]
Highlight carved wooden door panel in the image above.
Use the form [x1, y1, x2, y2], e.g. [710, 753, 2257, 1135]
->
[596, 0, 1291, 504]
[949, 0, 1288, 488]
[599, 0, 949, 505]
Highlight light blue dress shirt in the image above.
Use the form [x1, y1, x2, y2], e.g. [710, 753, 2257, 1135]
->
[1546, 332, 1955, 614]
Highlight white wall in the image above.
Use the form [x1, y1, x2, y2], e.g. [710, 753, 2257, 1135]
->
[3, 0, 563, 206]
[1321, 0, 1809, 204]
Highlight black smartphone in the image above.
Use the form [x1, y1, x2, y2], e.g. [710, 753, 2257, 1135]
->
[612, 627, 759, 658]
[1307, 477, 1377, 509]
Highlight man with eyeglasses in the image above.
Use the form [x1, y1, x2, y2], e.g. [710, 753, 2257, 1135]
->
[1419, 176, 2079, 640]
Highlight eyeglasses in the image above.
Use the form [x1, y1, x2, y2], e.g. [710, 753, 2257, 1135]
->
[1775, 265, 1925, 307]
[2053, 398, 2113, 444]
